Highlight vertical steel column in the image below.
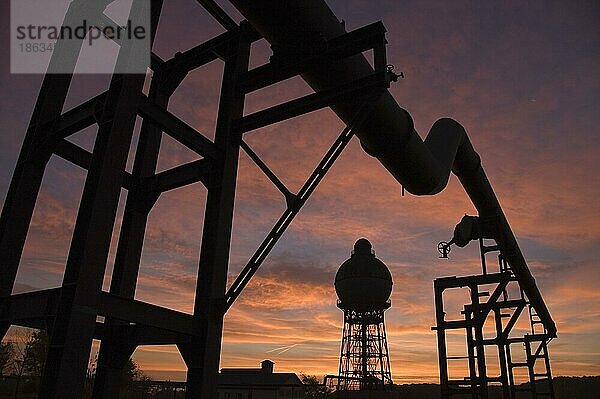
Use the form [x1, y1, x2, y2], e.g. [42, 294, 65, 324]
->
[39, 0, 157, 397]
[494, 308, 510, 399]
[506, 343, 517, 398]
[543, 341, 556, 399]
[382, 317, 392, 384]
[434, 284, 450, 399]
[181, 25, 251, 399]
[92, 72, 168, 399]
[337, 317, 351, 391]
[525, 340, 537, 398]
[464, 310, 478, 398]
[0, 0, 109, 321]
[470, 285, 488, 399]
[92, 4, 168, 397]
[377, 322, 385, 383]
[41, 75, 144, 398]
[361, 322, 367, 389]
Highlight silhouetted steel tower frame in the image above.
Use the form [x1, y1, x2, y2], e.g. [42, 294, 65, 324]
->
[433, 219, 555, 399]
[0, 1, 395, 398]
[337, 306, 393, 390]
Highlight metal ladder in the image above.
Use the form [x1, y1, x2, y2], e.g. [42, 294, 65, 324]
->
[506, 306, 555, 398]
[481, 238, 555, 399]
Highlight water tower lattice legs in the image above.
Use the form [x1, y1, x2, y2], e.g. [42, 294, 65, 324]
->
[338, 308, 393, 390]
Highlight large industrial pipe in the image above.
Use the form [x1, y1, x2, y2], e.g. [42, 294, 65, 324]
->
[229, 1, 556, 336]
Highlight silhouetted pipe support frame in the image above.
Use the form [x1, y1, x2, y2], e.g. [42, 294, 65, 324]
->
[228, 0, 556, 337]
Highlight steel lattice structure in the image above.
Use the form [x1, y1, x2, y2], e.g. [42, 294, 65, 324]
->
[434, 218, 555, 399]
[0, 1, 393, 398]
[338, 307, 393, 390]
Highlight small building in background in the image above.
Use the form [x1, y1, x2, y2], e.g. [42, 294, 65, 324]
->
[218, 360, 305, 399]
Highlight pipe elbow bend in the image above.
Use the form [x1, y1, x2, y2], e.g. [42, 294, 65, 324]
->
[431, 117, 466, 132]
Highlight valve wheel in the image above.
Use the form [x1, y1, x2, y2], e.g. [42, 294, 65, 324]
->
[438, 241, 451, 258]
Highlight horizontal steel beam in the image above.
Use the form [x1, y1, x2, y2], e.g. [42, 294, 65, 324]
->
[160, 27, 260, 74]
[505, 334, 551, 344]
[43, 90, 219, 169]
[233, 71, 388, 133]
[97, 293, 199, 336]
[434, 272, 514, 289]
[41, 92, 107, 143]
[1, 288, 200, 337]
[5, 318, 106, 339]
[468, 279, 511, 326]
[53, 139, 136, 190]
[491, 299, 527, 309]
[6, 320, 188, 347]
[0, 288, 60, 324]
[238, 21, 387, 94]
[143, 159, 212, 193]
[124, 324, 191, 346]
[137, 94, 221, 161]
[161, 31, 235, 72]
[433, 320, 472, 330]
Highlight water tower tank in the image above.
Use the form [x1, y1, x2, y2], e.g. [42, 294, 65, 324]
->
[335, 238, 393, 310]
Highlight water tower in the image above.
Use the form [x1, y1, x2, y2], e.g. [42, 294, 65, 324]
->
[334, 239, 394, 391]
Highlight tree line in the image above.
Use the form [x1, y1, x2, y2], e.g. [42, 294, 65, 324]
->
[1, 328, 148, 398]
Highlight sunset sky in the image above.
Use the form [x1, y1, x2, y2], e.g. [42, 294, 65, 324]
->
[1, 0, 599, 384]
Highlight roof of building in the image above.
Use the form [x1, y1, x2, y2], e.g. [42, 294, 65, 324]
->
[219, 360, 303, 387]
